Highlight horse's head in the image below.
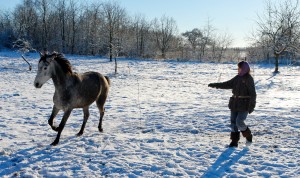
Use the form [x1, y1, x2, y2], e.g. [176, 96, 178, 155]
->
[34, 52, 57, 88]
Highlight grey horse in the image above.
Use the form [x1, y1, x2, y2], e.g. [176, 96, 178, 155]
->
[34, 52, 110, 146]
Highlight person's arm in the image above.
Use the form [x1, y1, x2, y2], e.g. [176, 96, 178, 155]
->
[248, 76, 256, 114]
[208, 76, 237, 89]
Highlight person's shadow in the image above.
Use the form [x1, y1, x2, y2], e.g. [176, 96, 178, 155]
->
[201, 147, 249, 178]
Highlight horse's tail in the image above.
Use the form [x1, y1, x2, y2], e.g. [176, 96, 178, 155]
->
[96, 75, 110, 113]
[104, 76, 110, 86]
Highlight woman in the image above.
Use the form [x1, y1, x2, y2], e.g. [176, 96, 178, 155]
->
[208, 61, 256, 147]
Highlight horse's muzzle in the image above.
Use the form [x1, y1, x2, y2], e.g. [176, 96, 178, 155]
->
[34, 82, 42, 88]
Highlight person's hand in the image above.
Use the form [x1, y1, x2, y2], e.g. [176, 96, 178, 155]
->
[208, 83, 217, 88]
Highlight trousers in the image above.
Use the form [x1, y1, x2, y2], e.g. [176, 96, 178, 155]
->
[230, 111, 248, 132]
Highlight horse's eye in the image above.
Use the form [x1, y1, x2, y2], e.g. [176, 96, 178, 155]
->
[44, 67, 47, 70]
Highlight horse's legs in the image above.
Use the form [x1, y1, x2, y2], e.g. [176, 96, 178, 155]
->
[51, 109, 72, 146]
[98, 111, 104, 132]
[48, 105, 60, 131]
[96, 94, 108, 132]
[77, 106, 90, 136]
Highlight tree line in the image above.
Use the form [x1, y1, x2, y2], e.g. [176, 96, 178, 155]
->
[0, 0, 234, 61]
[1, 0, 300, 72]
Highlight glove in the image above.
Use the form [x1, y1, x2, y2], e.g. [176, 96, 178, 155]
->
[208, 83, 217, 88]
[248, 102, 255, 114]
[249, 108, 254, 114]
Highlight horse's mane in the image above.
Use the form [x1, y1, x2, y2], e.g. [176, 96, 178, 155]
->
[40, 53, 73, 74]
[54, 54, 73, 74]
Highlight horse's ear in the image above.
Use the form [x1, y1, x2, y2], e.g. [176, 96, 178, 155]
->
[52, 51, 58, 58]
[43, 53, 54, 63]
[45, 56, 54, 64]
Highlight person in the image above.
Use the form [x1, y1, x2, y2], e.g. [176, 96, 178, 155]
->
[208, 61, 256, 147]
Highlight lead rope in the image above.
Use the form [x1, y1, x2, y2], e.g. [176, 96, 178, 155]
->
[137, 78, 143, 130]
[218, 72, 222, 82]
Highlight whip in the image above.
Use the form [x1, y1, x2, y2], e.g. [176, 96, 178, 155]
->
[21, 55, 32, 71]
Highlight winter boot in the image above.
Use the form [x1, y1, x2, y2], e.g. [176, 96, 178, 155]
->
[241, 127, 252, 142]
[229, 132, 240, 147]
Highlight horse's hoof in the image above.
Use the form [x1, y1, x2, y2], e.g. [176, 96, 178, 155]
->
[98, 128, 103, 132]
[48, 120, 53, 126]
[52, 126, 59, 132]
[50, 141, 58, 146]
[76, 132, 83, 137]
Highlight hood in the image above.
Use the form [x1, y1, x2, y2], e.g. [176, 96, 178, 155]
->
[238, 61, 250, 76]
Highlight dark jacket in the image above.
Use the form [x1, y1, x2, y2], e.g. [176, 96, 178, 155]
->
[212, 74, 256, 112]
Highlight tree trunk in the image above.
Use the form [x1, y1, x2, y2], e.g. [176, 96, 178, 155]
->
[109, 31, 113, 62]
[161, 49, 166, 59]
[42, 2, 47, 48]
[71, 16, 75, 54]
[114, 57, 117, 74]
[62, 16, 65, 53]
[192, 47, 196, 59]
[274, 53, 279, 73]
[140, 34, 144, 57]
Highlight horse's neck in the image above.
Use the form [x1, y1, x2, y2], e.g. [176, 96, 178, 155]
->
[51, 62, 69, 91]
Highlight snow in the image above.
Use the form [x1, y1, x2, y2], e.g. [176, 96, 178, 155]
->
[0, 51, 299, 177]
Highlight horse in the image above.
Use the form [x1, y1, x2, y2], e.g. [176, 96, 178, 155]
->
[34, 52, 110, 146]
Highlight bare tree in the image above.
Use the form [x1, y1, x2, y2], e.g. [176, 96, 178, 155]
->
[12, 0, 38, 45]
[0, 10, 14, 48]
[199, 18, 215, 59]
[56, 0, 67, 53]
[182, 28, 202, 59]
[131, 14, 151, 57]
[254, 0, 300, 72]
[68, 0, 78, 54]
[153, 15, 177, 59]
[1, 0, 240, 62]
[102, 1, 127, 61]
[75, 2, 103, 55]
[215, 32, 233, 62]
[90, 3, 102, 55]
[35, 0, 51, 48]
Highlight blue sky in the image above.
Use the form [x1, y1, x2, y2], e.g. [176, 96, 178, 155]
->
[1, 0, 266, 47]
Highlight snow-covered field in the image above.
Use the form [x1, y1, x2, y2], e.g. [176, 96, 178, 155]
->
[0, 51, 299, 177]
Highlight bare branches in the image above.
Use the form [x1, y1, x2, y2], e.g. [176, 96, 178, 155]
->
[182, 28, 203, 56]
[253, 0, 300, 72]
[152, 15, 178, 59]
[102, 1, 127, 61]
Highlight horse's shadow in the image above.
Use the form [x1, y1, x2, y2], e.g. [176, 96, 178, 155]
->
[0, 135, 81, 177]
[201, 147, 249, 178]
[0, 131, 106, 177]
[0, 145, 59, 176]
